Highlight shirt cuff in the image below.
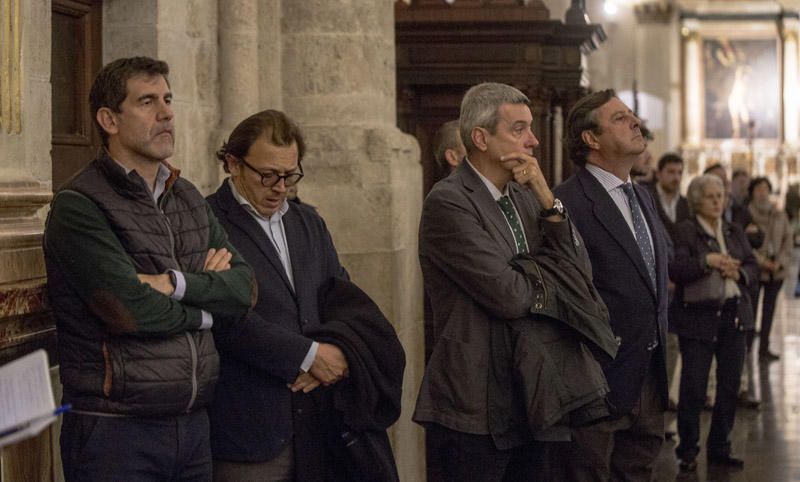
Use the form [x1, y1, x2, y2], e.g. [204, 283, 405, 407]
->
[169, 269, 187, 300]
[300, 342, 319, 373]
[199, 310, 213, 330]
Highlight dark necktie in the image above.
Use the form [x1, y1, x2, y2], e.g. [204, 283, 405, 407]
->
[621, 183, 657, 289]
[497, 196, 528, 254]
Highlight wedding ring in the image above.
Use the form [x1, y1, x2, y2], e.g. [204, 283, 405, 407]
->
[522, 169, 528, 175]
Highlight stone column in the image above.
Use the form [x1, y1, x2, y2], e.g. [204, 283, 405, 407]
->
[105, 0, 222, 193]
[102, 0, 158, 61]
[683, 26, 703, 147]
[280, 1, 424, 480]
[783, 17, 800, 145]
[781, 17, 800, 197]
[631, 1, 675, 159]
[219, 0, 259, 132]
[258, 0, 282, 110]
[0, 0, 57, 479]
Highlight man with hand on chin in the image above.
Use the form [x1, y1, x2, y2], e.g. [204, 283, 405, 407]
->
[414, 82, 587, 481]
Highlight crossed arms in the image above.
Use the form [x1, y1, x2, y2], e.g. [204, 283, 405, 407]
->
[45, 190, 255, 336]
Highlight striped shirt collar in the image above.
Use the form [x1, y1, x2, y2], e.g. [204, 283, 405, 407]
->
[585, 163, 632, 192]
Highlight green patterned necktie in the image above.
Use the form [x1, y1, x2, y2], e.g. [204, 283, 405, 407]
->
[497, 196, 528, 254]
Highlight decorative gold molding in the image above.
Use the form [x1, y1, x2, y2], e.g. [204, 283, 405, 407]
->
[0, 0, 21, 134]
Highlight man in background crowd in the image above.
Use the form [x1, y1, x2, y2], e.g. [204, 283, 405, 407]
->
[648, 152, 690, 240]
[631, 124, 656, 187]
[432, 119, 466, 176]
[645, 151, 689, 423]
[731, 169, 751, 206]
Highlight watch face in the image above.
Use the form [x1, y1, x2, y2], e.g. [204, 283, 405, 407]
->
[541, 199, 564, 217]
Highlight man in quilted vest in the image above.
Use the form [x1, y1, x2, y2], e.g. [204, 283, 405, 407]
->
[44, 56, 255, 481]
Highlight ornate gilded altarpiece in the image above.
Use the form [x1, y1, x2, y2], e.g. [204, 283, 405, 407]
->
[682, 10, 800, 196]
[0, 0, 21, 134]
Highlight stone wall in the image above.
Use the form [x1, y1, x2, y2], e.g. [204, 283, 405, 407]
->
[280, 1, 425, 479]
[104, 0, 221, 194]
[0, 0, 51, 181]
[582, 1, 683, 159]
[0, 0, 55, 479]
[0, 0, 51, 357]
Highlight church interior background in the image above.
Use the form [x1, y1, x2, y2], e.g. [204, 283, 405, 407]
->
[2, 0, 800, 480]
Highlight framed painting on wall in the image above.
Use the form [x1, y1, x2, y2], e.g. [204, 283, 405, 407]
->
[702, 36, 780, 140]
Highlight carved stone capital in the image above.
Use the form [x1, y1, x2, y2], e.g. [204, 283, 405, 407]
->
[0, 175, 52, 284]
[634, 2, 673, 24]
[0, 175, 53, 355]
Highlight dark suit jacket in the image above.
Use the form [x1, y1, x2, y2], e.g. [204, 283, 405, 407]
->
[644, 183, 690, 241]
[206, 180, 348, 469]
[554, 167, 670, 415]
[413, 161, 588, 438]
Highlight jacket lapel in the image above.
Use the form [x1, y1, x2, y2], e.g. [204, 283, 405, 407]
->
[283, 207, 307, 299]
[459, 163, 517, 254]
[217, 181, 296, 294]
[509, 183, 540, 249]
[634, 183, 662, 298]
[578, 169, 656, 298]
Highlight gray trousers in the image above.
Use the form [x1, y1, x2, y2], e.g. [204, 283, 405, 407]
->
[213, 444, 294, 482]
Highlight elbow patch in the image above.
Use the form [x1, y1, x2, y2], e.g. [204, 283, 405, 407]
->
[249, 278, 259, 308]
[89, 289, 138, 335]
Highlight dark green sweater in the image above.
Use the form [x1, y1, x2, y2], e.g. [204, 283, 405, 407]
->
[45, 154, 255, 415]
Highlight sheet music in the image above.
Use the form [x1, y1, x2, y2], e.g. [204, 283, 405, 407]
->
[0, 350, 56, 436]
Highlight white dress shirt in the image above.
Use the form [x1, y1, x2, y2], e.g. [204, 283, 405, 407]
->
[585, 163, 655, 254]
[229, 179, 318, 372]
[656, 184, 679, 223]
[465, 158, 530, 252]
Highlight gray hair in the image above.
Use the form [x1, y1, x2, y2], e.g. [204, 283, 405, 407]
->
[433, 120, 462, 171]
[459, 82, 530, 154]
[687, 174, 725, 215]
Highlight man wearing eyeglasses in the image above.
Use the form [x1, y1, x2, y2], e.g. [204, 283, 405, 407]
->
[206, 109, 350, 481]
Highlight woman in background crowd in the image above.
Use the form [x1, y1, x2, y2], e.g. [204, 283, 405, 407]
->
[669, 174, 758, 472]
[748, 177, 794, 361]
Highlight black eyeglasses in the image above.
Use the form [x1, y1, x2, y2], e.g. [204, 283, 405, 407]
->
[236, 157, 304, 188]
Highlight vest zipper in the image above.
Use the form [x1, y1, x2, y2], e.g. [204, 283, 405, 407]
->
[157, 190, 197, 412]
[184, 332, 199, 412]
[157, 195, 181, 270]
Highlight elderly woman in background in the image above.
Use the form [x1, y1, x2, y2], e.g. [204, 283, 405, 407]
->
[748, 177, 794, 361]
[669, 174, 758, 472]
